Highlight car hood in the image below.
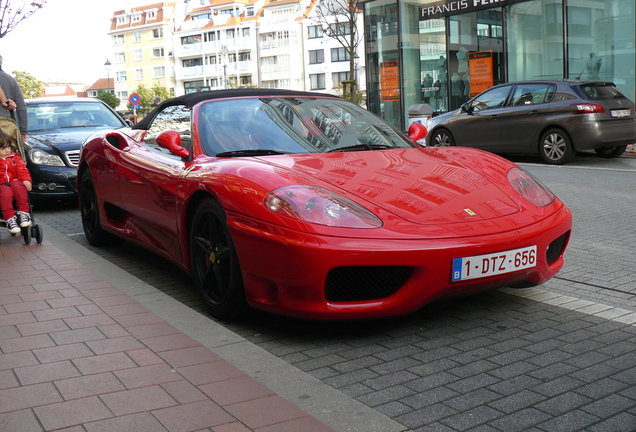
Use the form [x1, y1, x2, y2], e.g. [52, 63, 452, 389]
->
[258, 148, 520, 225]
[27, 128, 104, 152]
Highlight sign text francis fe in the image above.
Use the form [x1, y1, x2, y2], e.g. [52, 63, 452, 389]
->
[420, 0, 524, 20]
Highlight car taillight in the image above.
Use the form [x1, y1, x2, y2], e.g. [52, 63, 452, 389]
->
[572, 103, 605, 114]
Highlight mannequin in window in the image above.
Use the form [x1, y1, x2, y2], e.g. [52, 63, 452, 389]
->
[436, 56, 447, 81]
[456, 47, 469, 75]
[585, 52, 602, 80]
[422, 73, 434, 103]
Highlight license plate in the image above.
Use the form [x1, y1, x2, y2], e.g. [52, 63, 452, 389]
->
[610, 109, 630, 118]
[452, 246, 537, 282]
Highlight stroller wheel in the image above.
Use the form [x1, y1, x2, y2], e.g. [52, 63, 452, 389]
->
[32, 224, 43, 244]
[22, 226, 32, 244]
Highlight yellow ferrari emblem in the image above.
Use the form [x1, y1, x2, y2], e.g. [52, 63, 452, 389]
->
[463, 208, 477, 216]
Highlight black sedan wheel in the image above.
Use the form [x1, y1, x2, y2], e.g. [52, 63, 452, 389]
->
[539, 128, 574, 165]
[430, 129, 455, 147]
[594, 145, 627, 158]
[190, 198, 246, 320]
[79, 170, 118, 246]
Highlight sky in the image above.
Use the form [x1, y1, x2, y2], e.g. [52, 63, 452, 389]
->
[0, 0, 146, 84]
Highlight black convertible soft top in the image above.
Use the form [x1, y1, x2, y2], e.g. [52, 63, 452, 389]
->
[133, 88, 341, 130]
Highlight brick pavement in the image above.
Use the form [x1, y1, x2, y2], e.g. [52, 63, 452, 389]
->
[13, 154, 636, 431]
[0, 233, 346, 432]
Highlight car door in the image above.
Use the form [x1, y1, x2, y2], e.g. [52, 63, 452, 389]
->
[493, 83, 556, 153]
[117, 104, 192, 261]
[451, 85, 512, 150]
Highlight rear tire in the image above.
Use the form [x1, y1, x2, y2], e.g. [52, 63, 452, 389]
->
[594, 145, 626, 158]
[79, 170, 117, 246]
[539, 128, 574, 165]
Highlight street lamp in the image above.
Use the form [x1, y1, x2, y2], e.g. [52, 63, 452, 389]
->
[220, 45, 228, 89]
[104, 59, 112, 93]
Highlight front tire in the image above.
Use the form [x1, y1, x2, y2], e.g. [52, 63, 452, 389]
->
[595, 145, 626, 158]
[430, 129, 455, 147]
[539, 128, 574, 165]
[79, 170, 117, 246]
[190, 198, 246, 320]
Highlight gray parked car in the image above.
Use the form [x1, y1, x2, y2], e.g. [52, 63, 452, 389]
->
[425, 80, 636, 164]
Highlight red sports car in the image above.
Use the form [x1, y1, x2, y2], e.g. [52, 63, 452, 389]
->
[78, 89, 572, 320]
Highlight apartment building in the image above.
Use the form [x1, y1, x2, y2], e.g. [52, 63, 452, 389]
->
[108, 2, 178, 109]
[109, 0, 366, 100]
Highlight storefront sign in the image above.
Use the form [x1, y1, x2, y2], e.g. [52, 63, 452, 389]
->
[420, 0, 521, 20]
[468, 51, 493, 96]
[380, 60, 400, 102]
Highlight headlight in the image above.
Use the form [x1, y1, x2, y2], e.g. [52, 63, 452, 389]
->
[507, 167, 555, 207]
[264, 185, 383, 228]
[30, 149, 65, 166]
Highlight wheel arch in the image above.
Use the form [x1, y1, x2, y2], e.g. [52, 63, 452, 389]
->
[182, 190, 223, 272]
[537, 125, 575, 152]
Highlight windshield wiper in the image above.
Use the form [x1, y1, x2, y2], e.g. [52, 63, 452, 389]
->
[215, 149, 290, 157]
[328, 144, 394, 152]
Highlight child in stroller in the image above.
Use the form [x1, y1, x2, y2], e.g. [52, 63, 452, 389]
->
[0, 129, 32, 234]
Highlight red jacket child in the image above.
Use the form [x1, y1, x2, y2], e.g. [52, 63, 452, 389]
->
[0, 133, 33, 234]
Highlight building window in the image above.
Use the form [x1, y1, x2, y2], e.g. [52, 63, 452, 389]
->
[310, 73, 325, 90]
[240, 75, 252, 85]
[242, 27, 250, 37]
[207, 55, 217, 64]
[116, 71, 127, 82]
[308, 25, 323, 39]
[147, 10, 157, 20]
[193, 13, 211, 20]
[205, 31, 219, 42]
[331, 47, 350, 62]
[134, 49, 142, 61]
[116, 16, 128, 26]
[133, 32, 141, 42]
[136, 69, 144, 80]
[131, 13, 141, 23]
[238, 51, 251, 62]
[113, 34, 124, 45]
[152, 28, 163, 39]
[226, 29, 235, 39]
[153, 67, 165, 78]
[183, 58, 203, 67]
[328, 22, 351, 36]
[115, 52, 125, 63]
[246, 7, 254, 17]
[309, 49, 324, 64]
[332, 71, 350, 87]
[87, 90, 97, 97]
[228, 53, 237, 63]
[181, 35, 201, 45]
[152, 48, 164, 58]
[117, 91, 128, 100]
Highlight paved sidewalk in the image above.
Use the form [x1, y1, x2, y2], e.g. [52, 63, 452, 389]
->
[0, 231, 401, 432]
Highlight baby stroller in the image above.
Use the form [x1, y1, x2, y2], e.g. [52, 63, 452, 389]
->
[0, 116, 43, 244]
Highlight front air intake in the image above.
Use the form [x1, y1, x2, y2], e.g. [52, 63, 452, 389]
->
[325, 266, 412, 302]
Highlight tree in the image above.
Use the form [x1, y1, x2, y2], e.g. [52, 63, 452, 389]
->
[0, 0, 47, 38]
[13, 70, 44, 98]
[312, 0, 362, 102]
[96, 90, 120, 110]
[130, 84, 171, 113]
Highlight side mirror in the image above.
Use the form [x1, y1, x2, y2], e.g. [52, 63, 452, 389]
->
[156, 130, 190, 158]
[460, 103, 471, 113]
[407, 122, 428, 143]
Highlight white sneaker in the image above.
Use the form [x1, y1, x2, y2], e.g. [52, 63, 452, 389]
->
[17, 211, 32, 228]
[6, 216, 20, 234]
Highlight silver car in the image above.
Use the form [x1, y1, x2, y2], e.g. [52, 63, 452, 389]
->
[425, 80, 636, 164]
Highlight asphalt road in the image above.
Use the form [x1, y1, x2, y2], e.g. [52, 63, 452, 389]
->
[32, 151, 636, 432]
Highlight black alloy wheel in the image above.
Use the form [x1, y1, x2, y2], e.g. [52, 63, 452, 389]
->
[190, 198, 246, 320]
[430, 129, 455, 147]
[539, 128, 574, 165]
[79, 170, 116, 246]
[594, 145, 627, 158]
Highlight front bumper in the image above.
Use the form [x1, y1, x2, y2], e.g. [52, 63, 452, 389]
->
[28, 165, 78, 201]
[228, 205, 573, 320]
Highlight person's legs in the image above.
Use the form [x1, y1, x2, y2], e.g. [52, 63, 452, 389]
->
[0, 184, 15, 220]
[10, 181, 32, 228]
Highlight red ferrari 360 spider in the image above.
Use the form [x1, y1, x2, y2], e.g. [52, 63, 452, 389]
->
[78, 89, 571, 320]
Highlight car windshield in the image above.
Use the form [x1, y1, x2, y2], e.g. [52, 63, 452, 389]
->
[579, 84, 626, 100]
[198, 97, 414, 156]
[27, 102, 125, 132]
